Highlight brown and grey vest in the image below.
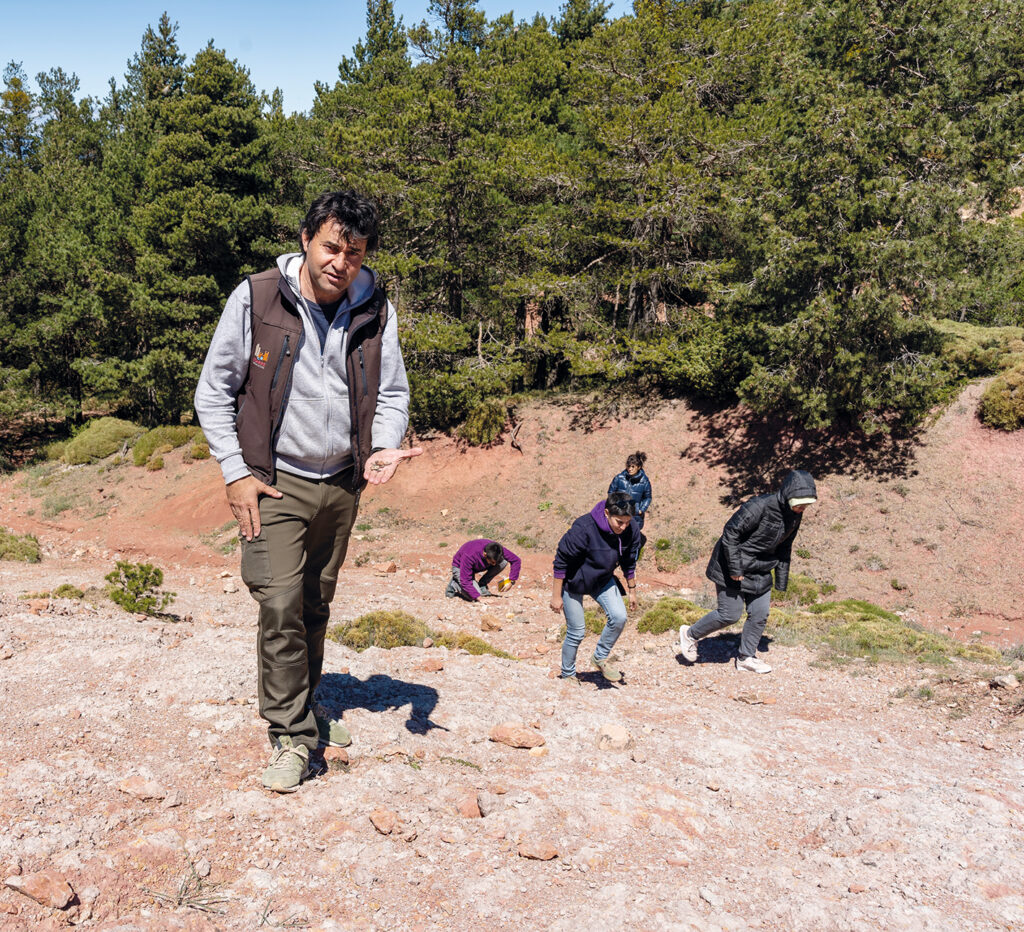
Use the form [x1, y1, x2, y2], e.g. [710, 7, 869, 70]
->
[234, 268, 388, 490]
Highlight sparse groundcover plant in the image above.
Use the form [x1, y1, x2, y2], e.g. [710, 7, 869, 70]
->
[42, 493, 77, 518]
[767, 599, 1003, 665]
[433, 632, 514, 659]
[772, 573, 836, 606]
[978, 365, 1024, 431]
[328, 611, 511, 658]
[1002, 643, 1024, 662]
[328, 611, 433, 651]
[637, 597, 705, 635]
[63, 417, 144, 465]
[132, 426, 203, 466]
[653, 528, 706, 572]
[0, 527, 41, 563]
[52, 583, 85, 599]
[105, 561, 176, 615]
[189, 441, 210, 459]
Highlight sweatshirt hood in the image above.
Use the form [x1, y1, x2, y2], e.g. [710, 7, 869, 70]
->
[591, 500, 611, 532]
[277, 252, 378, 308]
[778, 469, 816, 507]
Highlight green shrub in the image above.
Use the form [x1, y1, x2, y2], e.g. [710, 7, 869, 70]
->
[978, 365, 1024, 431]
[44, 440, 68, 462]
[773, 573, 836, 606]
[42, 494, 76, 518]
[0, 527, 41, 563]
[327, 611, 512, 658]
[52, 583, 84, 599]
[146, 455, 165, 471]
[189, 442, 210, 460]
[769, 598, 1001, 664]
[638, 597, 705, 635]
[63, 417, 143, 465]
[132, 426, 203, 466]
[105, 561, 176, 615]
[433, 632, 514, 659]
[329, 611, 433, 651]
[458, 399, 507, 446]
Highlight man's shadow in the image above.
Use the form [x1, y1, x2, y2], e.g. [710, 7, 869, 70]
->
[316, 672, 448, 735]
[676, 632, 774, 665]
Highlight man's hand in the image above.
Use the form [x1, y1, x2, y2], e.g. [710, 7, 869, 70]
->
[363, 447, 424, 485]
[226, 475, 282, 541]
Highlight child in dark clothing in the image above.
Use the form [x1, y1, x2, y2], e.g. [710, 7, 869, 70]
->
[549, 492, 643, 683]
[445, 539, 522, 601]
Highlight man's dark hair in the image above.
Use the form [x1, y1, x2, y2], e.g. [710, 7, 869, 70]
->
[605, 492, 635, 516]
[299, 191, 380, 253]
[483, 542, 504, 562]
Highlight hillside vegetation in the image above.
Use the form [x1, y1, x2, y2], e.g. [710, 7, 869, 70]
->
[1, 0, 1022, 448]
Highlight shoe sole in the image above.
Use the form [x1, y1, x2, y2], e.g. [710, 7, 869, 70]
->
[736, 663, 771, 674]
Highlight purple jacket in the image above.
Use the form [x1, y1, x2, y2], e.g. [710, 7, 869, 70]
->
[452, 539, 521, 600]
[553, 501, 642, 595]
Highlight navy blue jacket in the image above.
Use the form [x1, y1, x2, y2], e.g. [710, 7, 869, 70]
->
[608, 468, 652, 515]
[554, 501, 643, 595]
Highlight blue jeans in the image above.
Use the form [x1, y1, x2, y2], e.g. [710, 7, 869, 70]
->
[689, 585, 771, 659]
[560, 577, 627, 677]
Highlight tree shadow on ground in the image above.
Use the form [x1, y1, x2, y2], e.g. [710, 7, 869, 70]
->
[317, 672, 448, 735]
[681, 399, 924, 505]
[674, 631, 774, 665]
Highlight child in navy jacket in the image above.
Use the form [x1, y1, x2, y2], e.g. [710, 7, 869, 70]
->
[549, 492, 644, 683]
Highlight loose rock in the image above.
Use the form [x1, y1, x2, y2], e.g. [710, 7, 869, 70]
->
[5, 870, 75, 909]
[489, 722, 545, 749]
[596, 723, 634, 751]
[518, 839, 558, 860]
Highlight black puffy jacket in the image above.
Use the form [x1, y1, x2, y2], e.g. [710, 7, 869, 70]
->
[705, 470, 816, 596]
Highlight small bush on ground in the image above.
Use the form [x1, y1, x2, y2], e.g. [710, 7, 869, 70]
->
[52, 583, 84, 599]
[773, 573, 836, 606]
[768, 598, 1001, 664]
[433, 632, 514, 659]
[329, 611, 433, 651]
[132, 426, 203, 466]
[0, 527, 41, 563]
[189, 442, 210, 459]
[328, 610, 510, 657]
[63, 417, 143, 465]
[458, 399, 507, 446]
[638, 597, 705, 635]
[978, 365, 1024, 430]
[105, 561, 176, 615]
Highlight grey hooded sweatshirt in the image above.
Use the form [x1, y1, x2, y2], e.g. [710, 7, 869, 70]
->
[194, 253, 410, 485]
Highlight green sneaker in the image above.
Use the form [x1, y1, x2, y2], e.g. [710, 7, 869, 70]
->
[261, 736, 310, 793]
[591, 653, 622, 682]
[315, 714, 352, 748]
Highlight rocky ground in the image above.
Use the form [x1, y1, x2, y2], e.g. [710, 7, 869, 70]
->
[1, 387, 1023, 929]
[0, 550, 1022, 931]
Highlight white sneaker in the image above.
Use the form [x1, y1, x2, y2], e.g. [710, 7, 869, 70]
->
[678, 625, 698, 663]
[736, 655, 772, 674]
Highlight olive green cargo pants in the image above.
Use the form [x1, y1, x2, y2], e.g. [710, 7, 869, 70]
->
[240, 467, 359, 751]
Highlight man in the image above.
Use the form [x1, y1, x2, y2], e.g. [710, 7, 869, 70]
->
[445, 539, 521, 601]
[679, 469, 816, 674]
[195, 191, 421, 792]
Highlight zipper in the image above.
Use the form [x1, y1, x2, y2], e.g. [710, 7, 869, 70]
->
[271, 334, 291, 390]
[358, 345, 368, 395]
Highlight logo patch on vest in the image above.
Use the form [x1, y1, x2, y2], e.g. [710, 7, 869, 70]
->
[252, 343, 270, 369]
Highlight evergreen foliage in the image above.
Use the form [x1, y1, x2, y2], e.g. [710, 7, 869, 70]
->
[2, 2, 1023, 441]
[105, 560, 176, 614]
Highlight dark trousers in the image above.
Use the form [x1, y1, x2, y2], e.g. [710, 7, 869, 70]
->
[240, 468, 358, 751]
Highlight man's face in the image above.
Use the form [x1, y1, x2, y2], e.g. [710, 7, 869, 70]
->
[300, 220, 368, 305]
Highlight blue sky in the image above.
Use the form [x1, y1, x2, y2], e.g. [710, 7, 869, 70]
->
[2, 0, 621, 115]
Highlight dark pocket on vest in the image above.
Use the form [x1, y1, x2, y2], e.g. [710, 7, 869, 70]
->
[241, 535, 273, 591]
